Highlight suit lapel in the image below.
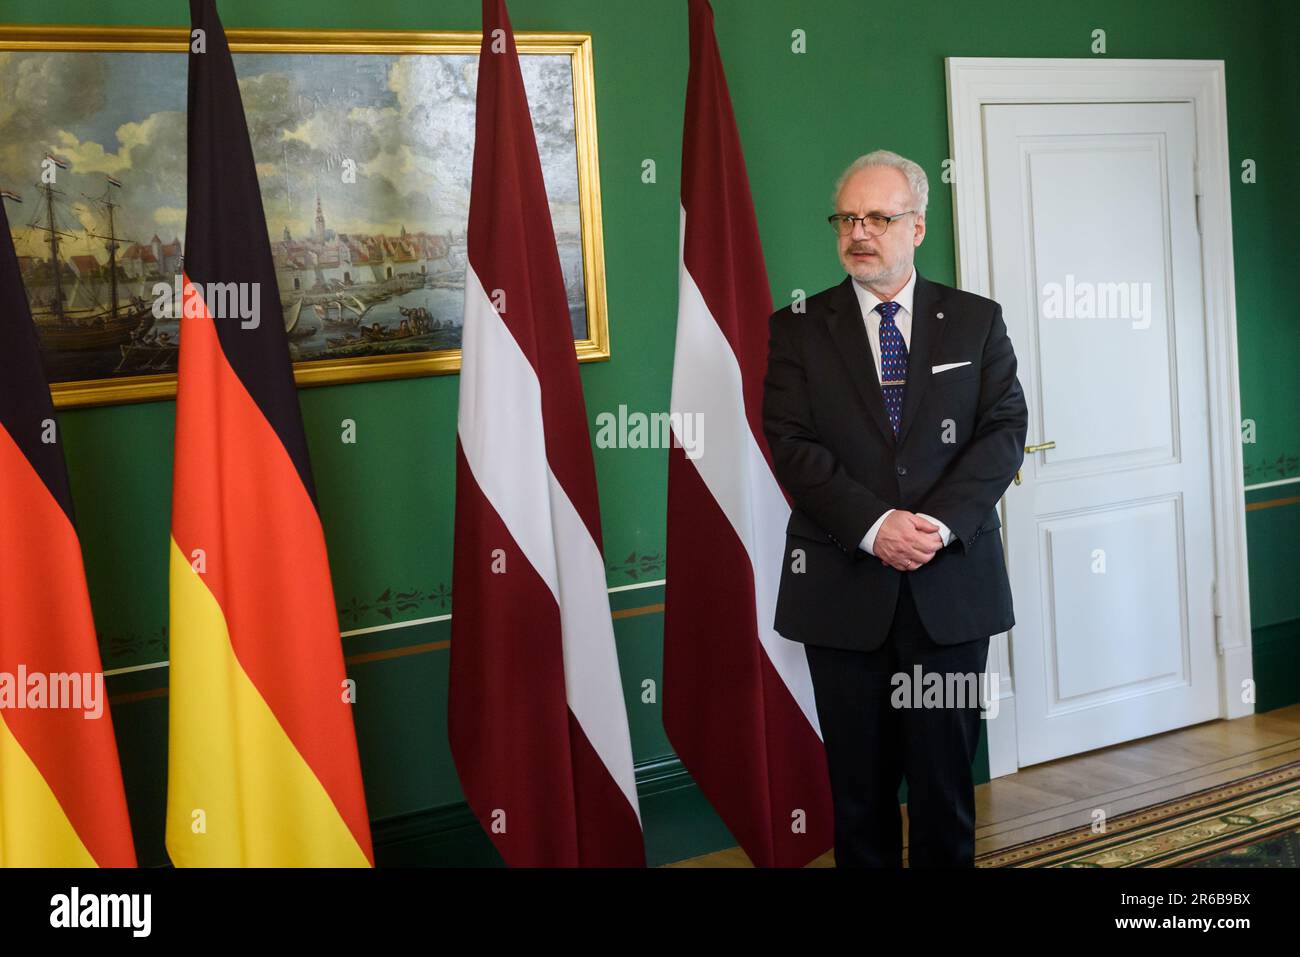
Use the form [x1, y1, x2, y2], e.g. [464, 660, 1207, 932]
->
[825, 275, 895, 445]
[896, 273, 949, 445]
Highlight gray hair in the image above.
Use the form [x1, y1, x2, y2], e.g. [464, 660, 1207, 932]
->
[832, 150, 929, 219]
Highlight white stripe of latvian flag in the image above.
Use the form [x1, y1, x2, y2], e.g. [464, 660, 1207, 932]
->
[458, 262, 641, 822]
[671, 207, 822, 734]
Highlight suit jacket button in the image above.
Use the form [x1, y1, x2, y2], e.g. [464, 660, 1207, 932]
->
[896, 465, 908, 476]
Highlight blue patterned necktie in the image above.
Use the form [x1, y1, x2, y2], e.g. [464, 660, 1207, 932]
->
[876, 300, 907, 438]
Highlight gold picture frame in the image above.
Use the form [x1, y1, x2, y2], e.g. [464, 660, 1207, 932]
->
[0, 25, 610, 408]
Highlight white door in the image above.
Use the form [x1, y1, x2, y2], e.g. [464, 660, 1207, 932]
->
[985, 102, 1221, 767]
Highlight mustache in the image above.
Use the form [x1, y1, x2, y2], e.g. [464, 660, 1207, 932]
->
[847, 244, 880, 254]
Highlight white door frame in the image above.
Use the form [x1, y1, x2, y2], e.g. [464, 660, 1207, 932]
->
[945, 58, 1253, 778]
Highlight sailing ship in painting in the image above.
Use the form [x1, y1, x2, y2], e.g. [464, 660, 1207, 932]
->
[10, 172, 481, 378]
[16, 168, 155, 364]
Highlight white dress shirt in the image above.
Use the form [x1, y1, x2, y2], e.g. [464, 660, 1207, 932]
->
[850, 267, 954, 557]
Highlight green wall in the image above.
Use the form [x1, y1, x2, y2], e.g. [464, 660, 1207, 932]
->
[4, 0, 1296, 866]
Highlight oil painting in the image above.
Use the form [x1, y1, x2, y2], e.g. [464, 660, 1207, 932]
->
[0, 27, 608, 407]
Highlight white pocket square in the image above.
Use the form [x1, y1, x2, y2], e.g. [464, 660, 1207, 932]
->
[932, 361, 972, 374]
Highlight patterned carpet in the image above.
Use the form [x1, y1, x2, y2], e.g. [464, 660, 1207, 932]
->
[976, 760, 1300, 867]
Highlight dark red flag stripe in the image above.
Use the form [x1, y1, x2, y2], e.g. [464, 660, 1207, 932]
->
[449, 442, 582, 863]
[665, 446, 835, 864]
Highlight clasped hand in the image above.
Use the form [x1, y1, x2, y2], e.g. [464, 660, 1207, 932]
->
[875, 510, 943, 572]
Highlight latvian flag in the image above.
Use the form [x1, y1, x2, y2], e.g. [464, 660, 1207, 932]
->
[0, 194, 136, 866]
[165, 0, 373, 867]
[663, 0, 834, 867]
[447, 0, 644, 867]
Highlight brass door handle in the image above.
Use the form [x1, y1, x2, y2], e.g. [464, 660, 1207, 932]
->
[1014, 441, 1056, 485]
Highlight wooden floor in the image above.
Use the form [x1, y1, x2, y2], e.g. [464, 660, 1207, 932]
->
[667, 703, 1300, 867]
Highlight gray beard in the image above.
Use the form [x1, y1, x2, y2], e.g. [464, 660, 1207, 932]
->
[845, 255, 908, 287]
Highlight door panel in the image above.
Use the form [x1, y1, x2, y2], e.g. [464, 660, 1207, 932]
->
[985, 102, 1220, 767]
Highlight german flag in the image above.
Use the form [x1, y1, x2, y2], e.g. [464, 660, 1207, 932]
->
[0, 195, 136, 867]
[165, 0, 373, 867]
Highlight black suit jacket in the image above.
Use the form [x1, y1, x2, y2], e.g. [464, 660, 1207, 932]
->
[762, 271, 1028, 651]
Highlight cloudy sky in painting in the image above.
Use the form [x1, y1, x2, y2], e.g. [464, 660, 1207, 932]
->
[0, 48, 580, 258]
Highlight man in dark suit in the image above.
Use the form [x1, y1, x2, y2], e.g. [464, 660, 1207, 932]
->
[762, 150, 1028, 867]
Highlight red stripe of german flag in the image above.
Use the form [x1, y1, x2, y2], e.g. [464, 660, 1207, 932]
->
[0, 196, 136, 867]
[164, 0, 372, 867]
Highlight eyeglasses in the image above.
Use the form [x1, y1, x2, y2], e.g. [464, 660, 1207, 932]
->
[827, 210, 917, 238]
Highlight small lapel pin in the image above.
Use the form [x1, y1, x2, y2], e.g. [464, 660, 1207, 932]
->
[936, 312, 944, 319]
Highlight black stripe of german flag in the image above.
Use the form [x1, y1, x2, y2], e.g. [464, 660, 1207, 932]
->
[184, 0, 317, 506]
[0, 198, 74, 522]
